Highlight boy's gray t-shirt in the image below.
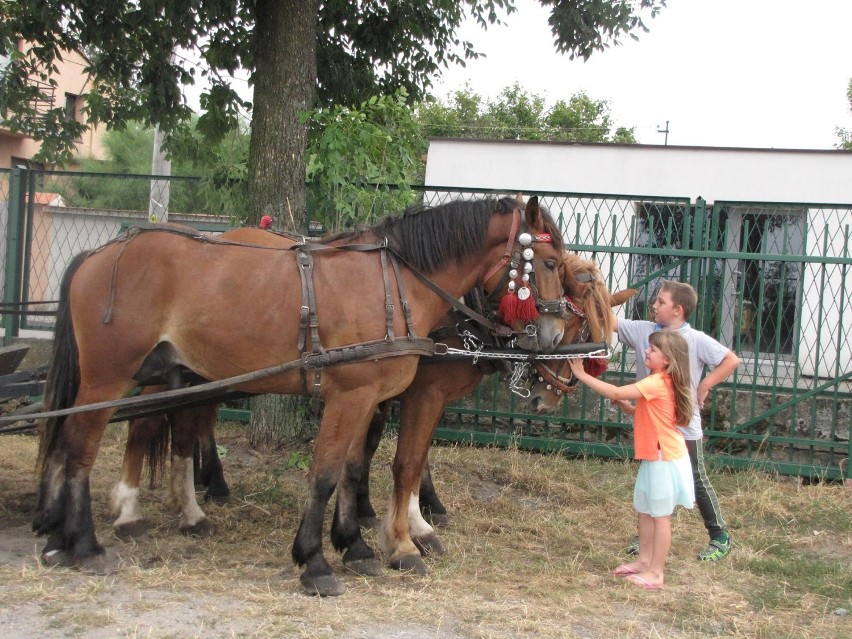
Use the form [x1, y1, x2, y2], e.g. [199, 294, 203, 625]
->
[617, 319, 730, 440]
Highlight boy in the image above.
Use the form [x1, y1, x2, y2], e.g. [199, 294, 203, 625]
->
[616, 280, 741, 561]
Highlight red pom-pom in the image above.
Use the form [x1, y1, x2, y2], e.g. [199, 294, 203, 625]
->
[515, 294, 539, 321]
[583, 357, 608, 377]
[499, 293, 519, 324]
[260, 215, 273, 229]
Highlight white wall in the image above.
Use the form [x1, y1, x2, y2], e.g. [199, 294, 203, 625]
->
[424, 139, 852, 203]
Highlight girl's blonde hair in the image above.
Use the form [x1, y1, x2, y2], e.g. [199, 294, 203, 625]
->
[648, 330, 694, 426]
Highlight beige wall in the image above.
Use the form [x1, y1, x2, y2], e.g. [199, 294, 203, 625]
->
[0, 42, 106, 168]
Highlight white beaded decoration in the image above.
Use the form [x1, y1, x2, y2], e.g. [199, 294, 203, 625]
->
[522, 247, 534, 261]
[509, 269, 518, 279]
[518, 232, 533, 246]
[508, 281, 516, 291]
[524, 262, 533, 273]
[522, 273, 530, 283]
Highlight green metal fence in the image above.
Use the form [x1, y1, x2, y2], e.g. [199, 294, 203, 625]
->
[2, 170, 850, 480]
[417, 188, 852, 481]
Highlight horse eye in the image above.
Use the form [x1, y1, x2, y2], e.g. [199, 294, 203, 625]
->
[544, 260, 557, 271]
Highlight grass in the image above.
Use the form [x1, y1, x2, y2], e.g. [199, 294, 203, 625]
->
[0, 422, 850, 638]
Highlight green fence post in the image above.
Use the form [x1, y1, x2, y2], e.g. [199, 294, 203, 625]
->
[4, 165, 26, 345]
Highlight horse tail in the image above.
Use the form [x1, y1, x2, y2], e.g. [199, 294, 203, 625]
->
[37, 250, 91, 475]
[146, 415, 171, 489]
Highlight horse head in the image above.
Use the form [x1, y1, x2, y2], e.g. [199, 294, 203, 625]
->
[483, 196, 566, 353]
[528, 254, 636, 414]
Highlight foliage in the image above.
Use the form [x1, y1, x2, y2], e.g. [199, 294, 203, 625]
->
[303, 89, 426, 231]
[67, 119, 249, 219]
[0, 1, 664, 165]
[286, 450, 311, 471]
[837, 78, 852, 151]
[417, 83, 637, 143]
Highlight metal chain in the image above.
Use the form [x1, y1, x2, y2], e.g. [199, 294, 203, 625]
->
[509, 362, 531, 398]
[440, 345, 613, 361]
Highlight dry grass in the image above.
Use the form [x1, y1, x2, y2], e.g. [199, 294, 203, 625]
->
[0, 422, 850, 638]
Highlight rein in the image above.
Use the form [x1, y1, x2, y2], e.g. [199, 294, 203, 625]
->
[0, 337, 441, 426]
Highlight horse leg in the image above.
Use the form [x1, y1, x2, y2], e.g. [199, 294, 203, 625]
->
[330, 407, 383, 577]
[356, 402, 389, 530]
[292, 394, 376, 596]
[196, 403, 230, 503]
[35, 400, 122, 574]
[419, 458, 449, 527]
[380, 390, 447, 574]
[166, 405, 217, 538]
[111, 412, 169, 539]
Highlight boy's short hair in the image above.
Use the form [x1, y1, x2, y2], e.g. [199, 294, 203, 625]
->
[659, 280, 698, 319]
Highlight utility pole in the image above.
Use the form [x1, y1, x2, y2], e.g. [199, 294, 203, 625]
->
[149, 51, 176, 223]
[148, 124, 171, 223]
[657, 120, 670, 146]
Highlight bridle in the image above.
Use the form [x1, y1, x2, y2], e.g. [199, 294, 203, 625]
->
[481, 208, 567, 325]
[532, 270, 599, 396]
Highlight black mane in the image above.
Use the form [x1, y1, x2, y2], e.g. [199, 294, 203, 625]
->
[321, 196, 564, 273]
[371, 197, 517, 273]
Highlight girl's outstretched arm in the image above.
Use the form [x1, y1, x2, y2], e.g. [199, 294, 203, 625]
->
[568, 359, 643, 401]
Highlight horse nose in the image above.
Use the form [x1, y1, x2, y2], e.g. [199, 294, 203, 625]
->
[529, 395, 542, 413]
[549, 325, 565, 351]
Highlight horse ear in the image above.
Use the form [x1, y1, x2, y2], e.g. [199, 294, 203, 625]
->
[610, 288, 638, 307]
[524, 195, 543, 232]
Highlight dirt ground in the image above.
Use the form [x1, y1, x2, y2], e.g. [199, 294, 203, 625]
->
[0, 424, 850, 639]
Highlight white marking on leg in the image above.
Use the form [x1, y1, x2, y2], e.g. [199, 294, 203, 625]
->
[111, 481, 142, 527]
[408, 492, 434, 538]
[172, 456, 206, 528]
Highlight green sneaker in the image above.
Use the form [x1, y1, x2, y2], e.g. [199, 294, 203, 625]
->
[698, 533, 731, 561]
[626, 535, 640, 556]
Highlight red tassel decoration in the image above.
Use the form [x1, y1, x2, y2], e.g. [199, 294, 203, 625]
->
[583, 357, 608, 378]
[515, 293, 539, 321]
[499, 292, 520, 324]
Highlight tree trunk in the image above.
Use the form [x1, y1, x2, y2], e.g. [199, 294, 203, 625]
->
[247, 0, 319, 446]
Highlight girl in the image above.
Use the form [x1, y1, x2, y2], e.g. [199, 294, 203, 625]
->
[568, 330, 695, 590]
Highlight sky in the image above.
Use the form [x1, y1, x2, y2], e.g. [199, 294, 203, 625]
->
[184, 0, 852, 150]
[429, 0, 852, 149]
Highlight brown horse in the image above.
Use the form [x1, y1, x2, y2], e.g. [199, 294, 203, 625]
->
[35, 197, 566, 596]
[375, 254, 638, 571]
[361, 253, 637, 539]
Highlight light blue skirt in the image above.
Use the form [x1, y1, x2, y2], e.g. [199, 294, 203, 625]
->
[633, 455, 695, 517]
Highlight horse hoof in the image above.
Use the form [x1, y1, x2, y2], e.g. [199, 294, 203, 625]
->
[300, 573, 346, 597]
[358, 516, 379, 531]
[389, 554, 428, 575]
[114, 520, 149, 541]
[180, 518, 216, 538]
[414, 533, 446, 556]
[40, 548, 73, 568]
[344, 557, 383, 577]
[204, 492, 231, 505]
[424, 512, 449, 527]
[77, 551, 118, 575]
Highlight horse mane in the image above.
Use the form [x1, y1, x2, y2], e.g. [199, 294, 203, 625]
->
[565, 254, 615, 344]
[365, 197, 517, 273]
[320, 196, 563, 273]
